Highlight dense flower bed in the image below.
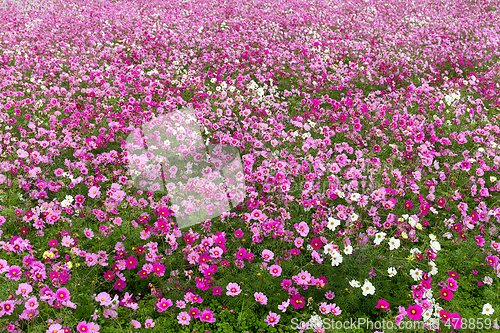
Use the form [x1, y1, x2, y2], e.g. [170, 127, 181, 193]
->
[1, 0, 500, 332]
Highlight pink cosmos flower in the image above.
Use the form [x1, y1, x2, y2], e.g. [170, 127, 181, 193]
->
[278, 300, 290, 312]
[88, 186, 101, 199]
[95, 292, 112, 306]
[310, 237, 323, 249]
[319, 302, 330, 314]
[446, 278, 458, 291]
[130, 320, 141, 328]
[83, 228, 94, 239]
[265, 311, 281, 327]
[0, 259, 9, 274]
[144, 318, 155, 328]
[294, 237, 304, 248]
[294, 221, 309, 237]
[177, 311, 191, 325]
[16, 282, 33, 297]
[25, 297, 39, 310]
[46, 323, 63, 333]
[55, 288, 70, 301]
[103, 270, 115, 281]
[7, 265, 22, 281]
[113, 279, 126, 291]
[404, 200, 414, 210]
[254, 292, 268, 305]
[212, 285, 222, 295]
[61, 235, 74, 247]
[330, 303, 342, 315]
[269, 264, 282, 277]
[235, 247, 247, 259]
[1, 300, 15, 316]
[261, 249, 274, 262]
[226, 282, 242, 296]
[88, 322, 100, 332]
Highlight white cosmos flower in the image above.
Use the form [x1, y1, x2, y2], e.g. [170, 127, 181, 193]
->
[330, 250, 343, 266]
[343, 245, 353, 255]
[361, 280, 375, 296]
[350, 193, 361, 201]
[327, 217, 341, 231]
[388, 267, 397, 277]
[373, 232, 386, 245]
[323, 243, 334, 255]
[430, 240, 441, 252]
[429, 261, 438, 275]
[349, 280, 361, 288]
[388, 237, 400, 250]
[482, 303, 495, 316]
[350, 213, 359, 221]
[410, 268, 423, 281]
[422, 309, 433, 320]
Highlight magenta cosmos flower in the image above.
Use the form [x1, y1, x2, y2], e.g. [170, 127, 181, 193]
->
[76, 321, 89, 333]
[404, 200, 414, 210]
[375, 299, 390, 310]
[125, 255, 138, 270]
[156, 298, 173, 312]
[226, 282, 241, 296]
[439, 310, 451, 324]
[200, 308, 216, 323]
[189, 307, 200, 318]
[234, 229, 244, 238]
[212, 285, 222, 295]
[310, 237, 323, 250]
[449, 313, 462, 329]
[440, 288, 453, 301]
[446, 278, 458, 291]
[407, 304, 423, 320]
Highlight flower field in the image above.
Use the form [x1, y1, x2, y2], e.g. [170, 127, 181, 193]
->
[1, 0, 500, 331]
